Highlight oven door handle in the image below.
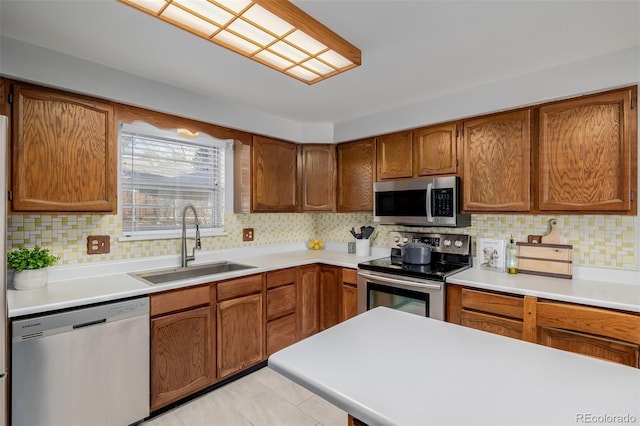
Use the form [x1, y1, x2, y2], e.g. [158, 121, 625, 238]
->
[358, 272, 442, 290]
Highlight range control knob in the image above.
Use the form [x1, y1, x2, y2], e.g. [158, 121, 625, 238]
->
[394, 236, 400, 243]
[443, 239, 452, 247]
[454, 240, 464, 248]
[403, 237, 410, 244]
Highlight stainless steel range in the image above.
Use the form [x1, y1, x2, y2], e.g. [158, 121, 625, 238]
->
[357, 231, 472, 320]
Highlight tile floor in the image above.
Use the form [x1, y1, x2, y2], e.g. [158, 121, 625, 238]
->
[141, 367, 348, 426]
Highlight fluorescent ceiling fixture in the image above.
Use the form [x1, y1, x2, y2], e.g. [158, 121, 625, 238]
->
[118, 0, 361, 84]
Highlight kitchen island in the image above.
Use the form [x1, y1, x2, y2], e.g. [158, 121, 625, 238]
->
[269, 307, 640, 426]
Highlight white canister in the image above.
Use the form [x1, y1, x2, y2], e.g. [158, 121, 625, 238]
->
[355, 239, 370, 257]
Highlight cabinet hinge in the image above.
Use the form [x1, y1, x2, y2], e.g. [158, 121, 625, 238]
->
[631, 99, 635, 110]
[631, 191, 635, 202]
[7, 190, 12, 201]
[7, 92, 12, 104]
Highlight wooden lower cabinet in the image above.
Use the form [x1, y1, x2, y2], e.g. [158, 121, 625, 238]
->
[216, 274, 265, 378]
[340, 268, 358, 322]
[535, 300, 640, 367]
[447, 284, 640, 368]
[150, 286, 213, 411]
[217, 293, 264, 378]
[298, 265, 320, 339]
[320, 265, 340, 330]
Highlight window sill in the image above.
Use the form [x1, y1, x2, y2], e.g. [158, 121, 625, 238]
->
[119, 229, 228, 242]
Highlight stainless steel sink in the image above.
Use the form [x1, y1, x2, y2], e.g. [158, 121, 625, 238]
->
[132, 261, 256, 285]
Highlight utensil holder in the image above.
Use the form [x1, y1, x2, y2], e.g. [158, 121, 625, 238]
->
[355, 239, 370, 257]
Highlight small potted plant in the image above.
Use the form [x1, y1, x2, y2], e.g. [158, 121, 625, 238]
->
[7, 245, 59, 290]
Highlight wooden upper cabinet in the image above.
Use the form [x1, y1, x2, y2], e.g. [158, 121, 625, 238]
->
[462, 109, 531, 212]
[252, 136, 297, 212]
[299, 144, 336, 212]
[537, 87, 637, 213]
[336, 138, 375, 212]
[11, 83, 117, 212]
[376, 130, 413, 180]
[413, 123, 458, 176]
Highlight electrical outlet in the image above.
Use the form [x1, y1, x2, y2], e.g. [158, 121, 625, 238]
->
[242, 228, 254, 242]
[87, 235, 110, 254]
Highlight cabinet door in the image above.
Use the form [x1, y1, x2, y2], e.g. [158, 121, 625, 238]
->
[11, 83, 116, 212]
[252, 136, 297, 212]
[297, 265, 320, 339]
[462, 110, 531, 211]
[376, 130, 413, 180]
[336, 138, 375, 212]
[539, 327, 639, 367]
[319, 265, 339, 330]
[217, 293, 264, 378]
[299, 144, 336, 211]
[413, 123, 458, 176]
[538, 87, 637, 212]
[150, 306, 213, 410]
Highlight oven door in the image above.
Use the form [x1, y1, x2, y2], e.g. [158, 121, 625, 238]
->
[357, 270, 445, 320]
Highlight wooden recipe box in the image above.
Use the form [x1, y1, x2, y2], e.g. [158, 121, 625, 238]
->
[516, 242, 573, 279]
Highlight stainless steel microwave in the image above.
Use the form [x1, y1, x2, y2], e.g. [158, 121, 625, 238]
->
[373, 176, 471, 227]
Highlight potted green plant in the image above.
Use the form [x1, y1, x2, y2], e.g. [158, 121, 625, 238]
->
[7, 245, 59, 290]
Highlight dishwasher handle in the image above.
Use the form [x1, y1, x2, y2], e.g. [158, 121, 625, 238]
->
[73, 318, 107, 329]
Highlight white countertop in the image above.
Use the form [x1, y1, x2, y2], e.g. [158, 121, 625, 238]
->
[7, 244, 386, 318]
[269, 307, 640, 426]
[9, 244, 640, 317]
[448, 264, 640, 313]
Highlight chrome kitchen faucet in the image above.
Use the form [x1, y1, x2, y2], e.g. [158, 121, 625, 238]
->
[181, 204, 201, 267]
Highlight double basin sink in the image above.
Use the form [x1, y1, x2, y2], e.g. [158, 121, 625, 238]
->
[132, 260, 256, 285]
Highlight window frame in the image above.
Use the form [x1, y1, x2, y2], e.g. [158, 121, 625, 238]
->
[118, 121, 234, 242]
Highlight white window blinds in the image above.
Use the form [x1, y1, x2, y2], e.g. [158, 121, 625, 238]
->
[120, 122, 228, 238]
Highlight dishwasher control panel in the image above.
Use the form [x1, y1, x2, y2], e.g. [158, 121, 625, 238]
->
[12, 296, 149, 342]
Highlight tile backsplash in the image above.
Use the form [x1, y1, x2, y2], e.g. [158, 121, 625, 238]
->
[6, 212, 638, 270]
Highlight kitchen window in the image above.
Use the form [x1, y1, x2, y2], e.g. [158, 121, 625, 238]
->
[119, 121, 232, 240]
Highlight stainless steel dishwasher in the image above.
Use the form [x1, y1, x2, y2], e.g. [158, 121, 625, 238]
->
[11, 297, 150, 426]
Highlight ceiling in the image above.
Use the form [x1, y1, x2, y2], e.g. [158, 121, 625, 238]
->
[0, 1, 638, 125]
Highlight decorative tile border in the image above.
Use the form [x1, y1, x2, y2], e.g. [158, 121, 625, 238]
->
[6, 213, 637, 269]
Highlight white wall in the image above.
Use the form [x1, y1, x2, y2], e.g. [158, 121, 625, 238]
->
[334, 47, 640, 141]
[2, 36, 637, 145]
[0, 36, 335, 143]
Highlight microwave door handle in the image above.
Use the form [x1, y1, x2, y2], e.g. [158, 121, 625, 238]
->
[426, 183, 434, 223]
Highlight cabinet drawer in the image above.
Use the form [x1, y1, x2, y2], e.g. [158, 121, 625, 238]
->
[342, 268, 357, 285]
[266, 313, 296, 356]
[150, 284, 210, 317]
[267, 284, 296, 321]
[217, 274, 263, 301]
[461, 310, 523, 340]
[266, 268, 296, 289]
[461, 288, 524, 319]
